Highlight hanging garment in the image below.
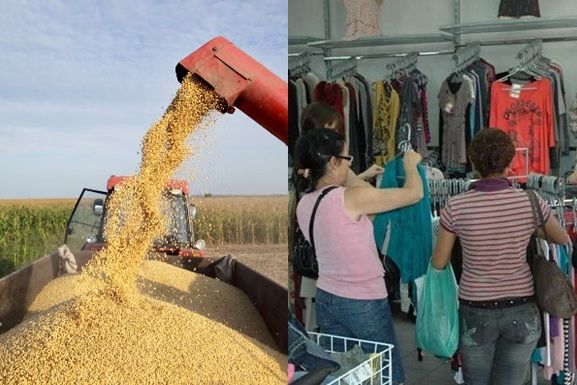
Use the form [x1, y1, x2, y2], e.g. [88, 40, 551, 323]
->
[420, 85, 431, 144]
[340, 81, 351, 145]
[398, 77, 424, 154]
[354, 74, 374, 171]
[373, 157, 432, 283]
[289, 79, 300, 164]
[295, 78, 309, 132]
[343, 0, 382, 40]
[550, 65, 569, 156]
[493, 60, 568, 173]
[313, 81, 346, 138]
[345, 82, 362, 173]
[411, 69, 431, 144]
[301, 72, 321, 103]
[489, 78, 556, 178]
[438, 78, 473, 171]
[498, 0, 540, 18]
[373, 81, 400, 166]
[569, 94, 577, 138]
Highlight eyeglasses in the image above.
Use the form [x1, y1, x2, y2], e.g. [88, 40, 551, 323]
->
[335, 155, 354, 163]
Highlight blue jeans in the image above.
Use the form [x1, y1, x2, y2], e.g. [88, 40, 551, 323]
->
[315, 288, 405, 385]
[459, 301, 542, 385]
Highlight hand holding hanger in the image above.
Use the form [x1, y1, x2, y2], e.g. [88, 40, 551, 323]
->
[397, 123, 413, 152]
[402, 148, 422, 172]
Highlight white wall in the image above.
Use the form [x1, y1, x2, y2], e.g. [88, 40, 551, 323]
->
[289, 0, 577, 173]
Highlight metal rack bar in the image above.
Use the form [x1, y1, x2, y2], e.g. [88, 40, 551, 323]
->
[323, 0, 331, 40]
[326, 57, 358, 81]
[289, 51, 316, 76]
[456, 35, 577, 48]
[323, 49, 454, 61]
[453, 0, 461, 45]
[441, 16, 577, 34]
[308, 34, 453, 49]
[323, 0, 331, 59]
[289, 36, 323, 46]
[288, 51, 323, 58]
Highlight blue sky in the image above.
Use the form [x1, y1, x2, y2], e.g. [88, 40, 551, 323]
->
[0, 0, 287, 198]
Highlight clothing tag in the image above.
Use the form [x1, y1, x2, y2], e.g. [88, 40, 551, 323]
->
[343, 361, 373, 385]
[443, 95, 455, 113]
[509, 83, 522, 99]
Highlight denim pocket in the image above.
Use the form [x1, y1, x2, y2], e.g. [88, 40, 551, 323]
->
[459, 305, 494, 348]
[503, 303, 541, 344]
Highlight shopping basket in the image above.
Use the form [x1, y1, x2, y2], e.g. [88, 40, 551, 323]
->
[307, 332, 393, 385]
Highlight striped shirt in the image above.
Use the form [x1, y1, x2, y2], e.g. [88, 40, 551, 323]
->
[440, 178, 551, 301]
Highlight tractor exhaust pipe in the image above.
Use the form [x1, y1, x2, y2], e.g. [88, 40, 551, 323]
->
[176, 36, 288, 145]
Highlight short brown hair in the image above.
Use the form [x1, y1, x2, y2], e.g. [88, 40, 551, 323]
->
[468, 128, 515, 178]
[301, 102, 342, 133]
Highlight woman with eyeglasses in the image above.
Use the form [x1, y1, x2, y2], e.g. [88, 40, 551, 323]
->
[300, 102, 384, 182]
[289, 102, 383, 332]
[293, 128, 423, 385]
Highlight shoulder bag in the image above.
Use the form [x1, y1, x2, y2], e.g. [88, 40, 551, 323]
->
[293, 186, 338, 279]
[527, 189, 577, 319]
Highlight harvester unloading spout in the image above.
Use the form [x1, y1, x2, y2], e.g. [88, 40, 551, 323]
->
[175, 36, 288, 145]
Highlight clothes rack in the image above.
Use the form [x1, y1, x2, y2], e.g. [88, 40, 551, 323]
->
[490, 39, 569, 180]
[325, 57, 358, 81]
[385, 52, 419, 81]
[452, 42, 481, 75]
[526, 172, 566, 204]
[323, 49, 454, 61]
[439, 43, 496, 177]
[289, 51, 315, 77]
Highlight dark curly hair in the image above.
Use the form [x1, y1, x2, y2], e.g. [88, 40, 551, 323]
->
[468, 128, 515, 178]
[301, 102, 342, 134]
[293, 128, 346, 193]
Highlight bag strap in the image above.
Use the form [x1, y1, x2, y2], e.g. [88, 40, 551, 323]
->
[527, 189, 549, 262]
[527, 189, 549, 240]
[309, 186, 339, 252]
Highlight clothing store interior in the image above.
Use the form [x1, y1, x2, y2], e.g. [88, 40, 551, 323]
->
[289, 1, 577, 385]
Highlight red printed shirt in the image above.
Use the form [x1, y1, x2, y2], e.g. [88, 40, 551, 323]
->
[489, 79, 555, 178]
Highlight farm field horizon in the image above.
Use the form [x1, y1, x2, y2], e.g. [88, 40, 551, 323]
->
[0, 195, 288, 279]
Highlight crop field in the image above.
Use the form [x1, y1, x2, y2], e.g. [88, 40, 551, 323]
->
[0, 199, 73, 276]
[0, 195, 288, 277]
[193, 195, 288, 246]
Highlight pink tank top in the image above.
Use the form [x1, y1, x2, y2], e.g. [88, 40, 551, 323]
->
[296, 186, 387, 300]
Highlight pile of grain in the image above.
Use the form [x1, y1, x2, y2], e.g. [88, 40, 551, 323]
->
[0, 75, 286, 384]
[0, 290, 285, 385]
[26, 260, 277, 349]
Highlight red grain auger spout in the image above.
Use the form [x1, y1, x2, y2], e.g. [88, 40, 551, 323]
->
[176, 36, 288, 145]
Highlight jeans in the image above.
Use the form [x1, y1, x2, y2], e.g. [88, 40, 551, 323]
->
[315, 288, 405, 385]
[459, 301, 542, 385]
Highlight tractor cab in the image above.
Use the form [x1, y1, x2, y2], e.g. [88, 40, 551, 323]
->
[64, 176, 205, 257]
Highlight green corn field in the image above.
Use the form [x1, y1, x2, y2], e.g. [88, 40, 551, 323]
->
[193, 196, 288, 246]
[0, 196, 288, 277]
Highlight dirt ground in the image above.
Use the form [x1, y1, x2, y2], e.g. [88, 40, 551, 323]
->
[206, 244, 287, 287]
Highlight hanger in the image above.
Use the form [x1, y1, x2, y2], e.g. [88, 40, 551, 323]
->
[498, 40, 544, 84]
[397, 123, 412, 153]
[327, 57, 358, 82]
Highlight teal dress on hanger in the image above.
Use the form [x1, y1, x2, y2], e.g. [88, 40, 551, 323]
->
[373, 157, 432, 283]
